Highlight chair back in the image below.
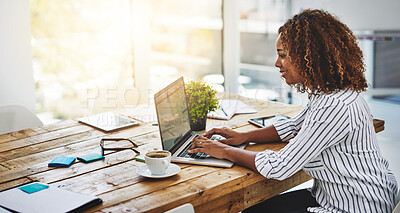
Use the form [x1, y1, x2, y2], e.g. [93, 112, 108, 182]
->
[0, 105, 43, 134]
[393, 190, 400, 213]
[165, 203, 195, 213]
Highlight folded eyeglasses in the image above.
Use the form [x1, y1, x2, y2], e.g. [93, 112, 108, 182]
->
[100, 138, 140, 156]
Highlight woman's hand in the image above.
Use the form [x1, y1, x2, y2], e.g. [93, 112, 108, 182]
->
[188, 135, 258, 172]
[203, 127, 248, 146]
[188, 136, 232, 159]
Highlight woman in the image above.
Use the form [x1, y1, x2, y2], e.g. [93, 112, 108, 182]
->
[189, 9, 399, 212]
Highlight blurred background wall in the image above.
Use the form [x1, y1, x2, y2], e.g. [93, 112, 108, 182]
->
[0, 0, 35, 113]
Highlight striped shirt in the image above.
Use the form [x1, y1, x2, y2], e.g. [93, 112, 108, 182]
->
[255, 90, 399, 213]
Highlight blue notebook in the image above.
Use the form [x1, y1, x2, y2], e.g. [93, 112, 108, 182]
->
[48, 156, 76, 167]
[19, 183, 49, 194]
[77, 153, 104, 163]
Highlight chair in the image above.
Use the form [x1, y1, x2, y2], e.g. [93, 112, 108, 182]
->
[393, 190, 400, 213]
[394, 203, 400, 213]
[0, 105, 43, 135]
[165, 203, 195, 213]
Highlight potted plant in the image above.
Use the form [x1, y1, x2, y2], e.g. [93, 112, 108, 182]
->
[185, 79, 219, 131]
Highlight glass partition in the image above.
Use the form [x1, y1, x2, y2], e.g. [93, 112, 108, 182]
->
[238, 0, 291, 102]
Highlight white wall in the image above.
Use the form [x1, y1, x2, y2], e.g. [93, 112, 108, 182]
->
[292, 0, 400, 31]
[0, 0, 36, 113]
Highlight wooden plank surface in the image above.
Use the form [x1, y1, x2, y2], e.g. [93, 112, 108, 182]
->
[0, 120, 78, 144]
[3, 98, 385, 213]
[0, 125, 94, 153]
[70, 123, 309, 212]
[0, 178, 34, 191]
[0, 124, 158, 185]
[0, 100, 309, 213]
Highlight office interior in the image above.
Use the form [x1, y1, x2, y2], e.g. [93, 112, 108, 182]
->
[1, 0, 399, 192]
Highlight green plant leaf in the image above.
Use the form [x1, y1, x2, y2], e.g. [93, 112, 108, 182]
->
[185, 78, 219, 123]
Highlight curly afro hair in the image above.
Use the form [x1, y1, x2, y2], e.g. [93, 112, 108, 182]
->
[278, 9, 368, 94]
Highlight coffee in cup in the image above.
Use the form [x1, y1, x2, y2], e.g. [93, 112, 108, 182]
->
[145, 150, 171, 175]
[147, 153, 169, 158]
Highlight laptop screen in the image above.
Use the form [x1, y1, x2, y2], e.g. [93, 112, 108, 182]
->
[154, 77, 191, 151]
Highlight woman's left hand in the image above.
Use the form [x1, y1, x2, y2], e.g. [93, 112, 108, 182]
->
[188, 136, 231, 159]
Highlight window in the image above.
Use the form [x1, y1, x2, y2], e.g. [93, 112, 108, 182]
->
[30, 0, 134, 120]
[30, 0, 222, 122]
[238, 0, 291, 102]
[147, 0, 223, 90]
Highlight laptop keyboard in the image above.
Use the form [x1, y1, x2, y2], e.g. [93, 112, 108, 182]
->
[177, 135, 224, 159]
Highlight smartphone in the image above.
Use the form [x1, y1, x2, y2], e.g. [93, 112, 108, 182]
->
[248, 114, 290, 128]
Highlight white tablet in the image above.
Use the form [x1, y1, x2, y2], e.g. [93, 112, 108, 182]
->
[78, 112, 140, 132]
[248, 114, 290, 128]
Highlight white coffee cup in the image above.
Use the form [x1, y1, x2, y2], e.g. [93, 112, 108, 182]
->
[145, 150, 171, 175]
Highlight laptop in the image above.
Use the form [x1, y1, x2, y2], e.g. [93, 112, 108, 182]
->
[154, 77, 246, 168]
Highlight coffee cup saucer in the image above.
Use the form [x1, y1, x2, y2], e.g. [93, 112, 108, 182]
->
[136, 163, 180, 178]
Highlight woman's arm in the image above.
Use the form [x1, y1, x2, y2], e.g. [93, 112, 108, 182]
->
[223, 148, 258, 171]
[203, 125, 281, 145]
[190, 125, 282, 172]
[192, 98, 349, 179]
[205, 108, 308, 145]
[188, 136, 258, 171]
[242, 125, 282, 143]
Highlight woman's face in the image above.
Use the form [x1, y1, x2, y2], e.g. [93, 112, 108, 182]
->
[275, 34, 303, 85]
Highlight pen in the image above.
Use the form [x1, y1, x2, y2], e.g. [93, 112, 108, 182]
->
[221, 107, 228, 116]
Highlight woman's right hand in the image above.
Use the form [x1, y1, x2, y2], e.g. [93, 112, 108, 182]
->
[203, 127, 248, 146]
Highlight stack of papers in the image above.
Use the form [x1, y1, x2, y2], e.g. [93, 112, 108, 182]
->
[207, 99, 257, 120]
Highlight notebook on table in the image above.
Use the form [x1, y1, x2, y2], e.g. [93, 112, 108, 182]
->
[208, 99, 257, 120]
[154, 77, 246, 168]
[0, 182, 102, 213]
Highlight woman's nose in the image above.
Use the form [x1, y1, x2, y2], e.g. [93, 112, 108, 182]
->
[275, 57, 281, 68]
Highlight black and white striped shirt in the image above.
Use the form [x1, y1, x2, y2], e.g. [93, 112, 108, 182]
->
[255, 90, 399, 213]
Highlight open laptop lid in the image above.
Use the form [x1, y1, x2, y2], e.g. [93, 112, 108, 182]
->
[154, 77, 192, 153]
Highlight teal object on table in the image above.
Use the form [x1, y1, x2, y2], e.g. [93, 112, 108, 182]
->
[77, 153, 104, 163]
[48, 156, 76, 167]
[19, 182, 49, 194]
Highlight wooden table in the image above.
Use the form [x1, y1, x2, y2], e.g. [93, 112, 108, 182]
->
[0, 98, 383, 212]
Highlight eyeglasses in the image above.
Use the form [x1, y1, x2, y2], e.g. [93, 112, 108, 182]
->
[100, 138, 140, 156]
